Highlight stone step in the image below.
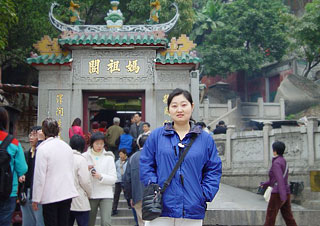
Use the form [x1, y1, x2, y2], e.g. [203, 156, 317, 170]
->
[112, 207, 134, 217]
[94, 216, 136, 226]
[118, 199, 130, 208]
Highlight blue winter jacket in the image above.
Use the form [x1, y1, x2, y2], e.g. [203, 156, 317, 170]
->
[140, 123, 222, 219]
[119, 134, 134, 155]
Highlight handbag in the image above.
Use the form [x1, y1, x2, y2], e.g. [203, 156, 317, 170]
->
[142, 134, 198, 221]
[264, 162, 288, 202]
[18, 182, 27, 206]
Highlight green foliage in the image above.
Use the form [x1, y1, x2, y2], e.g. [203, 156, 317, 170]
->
[196, 0, 290, 77]
[191, 0, 225, 44]
[0, 0, 18, 49]
[287, 0, 320, 77]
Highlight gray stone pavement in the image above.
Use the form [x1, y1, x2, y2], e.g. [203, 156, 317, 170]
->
[204, 184, 319, 226]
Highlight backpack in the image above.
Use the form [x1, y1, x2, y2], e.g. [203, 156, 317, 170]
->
[0, 134, 14, 201]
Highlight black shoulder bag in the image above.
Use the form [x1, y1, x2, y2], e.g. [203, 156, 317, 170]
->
[142, 134, 198, 221]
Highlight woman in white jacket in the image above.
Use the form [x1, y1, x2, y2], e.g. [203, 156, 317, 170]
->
[32, 118, 78, 226]
[69, 135, 92, 226]
[82, 132, 117, 226]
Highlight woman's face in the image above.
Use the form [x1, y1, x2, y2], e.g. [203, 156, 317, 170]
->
[168, 94, 194, 124]
[93, 139, 104, 152]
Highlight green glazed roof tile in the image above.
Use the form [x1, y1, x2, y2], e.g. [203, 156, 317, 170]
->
[155, 52, 201, 65]
[27, 53, 72, 65]
[58, 32, 168, 47]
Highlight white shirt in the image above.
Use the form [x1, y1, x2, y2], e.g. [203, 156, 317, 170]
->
[82, 148, 117, 199]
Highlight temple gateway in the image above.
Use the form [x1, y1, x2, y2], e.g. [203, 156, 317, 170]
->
[27, 1, 200, 140]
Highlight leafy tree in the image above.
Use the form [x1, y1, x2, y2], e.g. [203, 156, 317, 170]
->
[195, 0, 290, 100]
[191, 0, 225, 45]
[287, 0, 320, 77]
[0, 0, 18, 49]
[198, 0, 290, 78]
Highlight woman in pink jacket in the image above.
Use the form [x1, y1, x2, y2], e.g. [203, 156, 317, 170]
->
[69, 118, 85, 139]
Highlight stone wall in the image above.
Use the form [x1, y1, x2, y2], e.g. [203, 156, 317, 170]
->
[214, 117, 320, 209]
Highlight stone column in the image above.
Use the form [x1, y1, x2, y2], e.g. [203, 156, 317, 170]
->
[280, 98, 285, 120]
[226, 125, 235, 169]
[190, 70, 199, 122]
[263, 121, 272, 168]
[258, 97, 264, 118]
[204, 98, 209, 123]
[227, 99, 232, 112]
[265, 77, 270, 102]
[307, 117, 318, 166]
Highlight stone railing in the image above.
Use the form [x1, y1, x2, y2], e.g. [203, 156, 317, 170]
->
[199, 98, 285, 128]
[215, 117, 319, 173]
[213, 117, 320, 208]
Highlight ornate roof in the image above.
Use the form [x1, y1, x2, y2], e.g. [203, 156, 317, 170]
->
[58, 32, 168, 47]
[155, 52, 201, 65]
[49, 2, 179, 33]
[27, 53, 72, 65]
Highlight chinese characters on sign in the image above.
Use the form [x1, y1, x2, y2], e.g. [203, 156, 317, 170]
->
[107, 59, 120, 74]
[163, 94, 170, 123]
[89, 59, 100, 75]
[126, 60, 140, 74]
[55, 94, 64, 138]
[88, 59, 141, 74]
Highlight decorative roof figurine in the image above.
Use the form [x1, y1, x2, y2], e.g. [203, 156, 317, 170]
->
[104, 0, 124, 28]
[160, 34, 197, 56]
[147, 0, 161, 24]
[68, 1, 84, 25]
[33, 35, 70, 56]
[49, 2, 179, 33]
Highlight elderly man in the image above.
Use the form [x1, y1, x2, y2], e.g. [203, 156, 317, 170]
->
[106, 117, 124, 160]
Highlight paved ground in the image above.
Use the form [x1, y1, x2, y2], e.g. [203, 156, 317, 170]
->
[204, 184, 318, 226]
[208, 184, 305, 211]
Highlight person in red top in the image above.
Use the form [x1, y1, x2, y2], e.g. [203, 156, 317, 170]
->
[69, 118, 85, 139]
[98, 121, 108, 135]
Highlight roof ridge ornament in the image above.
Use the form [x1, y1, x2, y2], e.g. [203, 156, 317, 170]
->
[49, 2, 179, 33]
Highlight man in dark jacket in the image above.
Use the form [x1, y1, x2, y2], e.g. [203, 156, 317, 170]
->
[123, 134, 149, 226]
[213, 120, 227, 134]
[129, 113, 144, 141]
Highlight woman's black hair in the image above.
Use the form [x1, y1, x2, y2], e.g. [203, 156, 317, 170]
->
[123, 127, 130, 134]
[42, 118, 59, 137]
[167, 88, 193, 108]
[30, 126, 42, 132]
[72, 118, 82, 127]
[119, 148, 127, 155]
[0, 107, 8, 131]
[90, 132, 105, 148]
[272, 141, 285, 156]
[70, 135, 85, 153]
[138, 134, 149, 148]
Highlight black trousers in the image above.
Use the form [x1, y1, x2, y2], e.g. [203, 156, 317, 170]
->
[112, 183, 130, 211]
[42, 199, 72, 226]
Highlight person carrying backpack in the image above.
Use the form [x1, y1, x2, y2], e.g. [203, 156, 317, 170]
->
[0, 107, 28, 226]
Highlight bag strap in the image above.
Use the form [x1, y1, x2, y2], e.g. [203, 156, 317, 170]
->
[283, 163, 288, 178]
[161, 134, 198, 193]
[0, 134, 14, 151]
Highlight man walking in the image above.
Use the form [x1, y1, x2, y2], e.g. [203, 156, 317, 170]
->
[106, 117, 124, 160]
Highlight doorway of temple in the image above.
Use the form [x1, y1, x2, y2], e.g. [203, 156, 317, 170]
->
[83, 91, 145, 133]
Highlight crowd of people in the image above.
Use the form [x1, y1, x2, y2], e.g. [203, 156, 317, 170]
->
[0, 88, 297, 226]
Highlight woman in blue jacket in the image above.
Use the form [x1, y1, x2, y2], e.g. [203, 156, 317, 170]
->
[140, 88, 222, 226]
